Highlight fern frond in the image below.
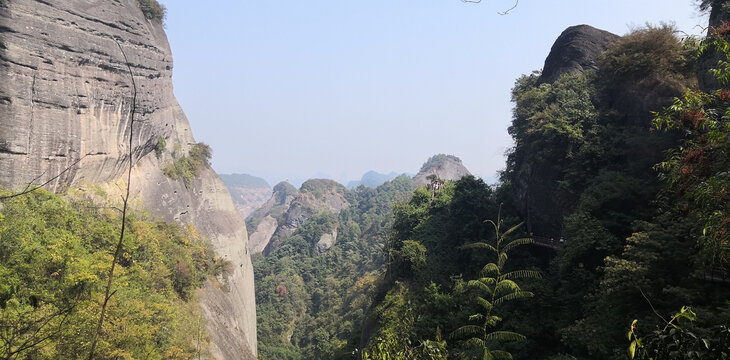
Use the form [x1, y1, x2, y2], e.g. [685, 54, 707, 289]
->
[461, 242, 498, 253]
[502, 222, 523, 237]
[484, 348, 494, 360]
[502, 237, 533, 253]
[469, 313, 485, 322]
[480, 263, 500, 277]
[490, 350, 514, 359]
[467, 279, 494, 293]
[476, 297, 493, 312]
[486, 331, 526, 342]
[495, 279, 521, 296]
[493, 290, 534, 305]
[462, 337, 485, 349]
[451, 325, 482, 339]
[499, 270, 541, 281]
[484, 219, 498, 232]
[486, 315, 502, 327]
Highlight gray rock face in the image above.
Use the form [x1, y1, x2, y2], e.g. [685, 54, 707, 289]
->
[316, 229, 338, 254]
[247, 181, 298, 253]
[0, 1, 256, 358]
[263, 179, 349, 255]
[412, 154, 471, 186]
[540, 25, 619, 83]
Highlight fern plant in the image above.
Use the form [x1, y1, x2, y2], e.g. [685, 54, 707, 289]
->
[451, 213, 540, 360]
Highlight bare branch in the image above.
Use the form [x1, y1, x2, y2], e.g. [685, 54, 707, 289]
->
[88, 38, 138, 360]
[0, 155, 87, 201]
[459, 0, 519, 15]
[498, 0, 519, 15]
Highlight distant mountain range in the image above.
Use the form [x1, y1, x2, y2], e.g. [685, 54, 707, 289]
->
[346, 170, 408, 189]
[219, 173, 272, 219]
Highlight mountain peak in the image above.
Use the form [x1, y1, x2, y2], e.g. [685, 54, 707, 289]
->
[413, 154, 471, 186]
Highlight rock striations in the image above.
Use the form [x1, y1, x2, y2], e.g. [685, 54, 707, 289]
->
[0, 1, 256, 359]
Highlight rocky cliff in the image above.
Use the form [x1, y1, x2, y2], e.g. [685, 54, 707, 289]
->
[263, 179, 349, 255]
[247, 181, 298, 253]
[412, 154, 471, 186]
[540, 25, 619, 83]
[0, 1, 256, 359]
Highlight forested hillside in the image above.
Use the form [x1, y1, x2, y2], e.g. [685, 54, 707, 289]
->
[0, 189, 223, 359]
[254, 176, 415, 359]
[359, 18, 730, 360]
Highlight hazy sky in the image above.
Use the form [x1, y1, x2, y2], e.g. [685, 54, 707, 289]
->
[159, 0, 707, 187]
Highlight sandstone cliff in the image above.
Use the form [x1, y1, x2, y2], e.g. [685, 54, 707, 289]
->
[0, 1, 256, 358]
[252, 179, 349, 256]
[412, 154, 471, 186]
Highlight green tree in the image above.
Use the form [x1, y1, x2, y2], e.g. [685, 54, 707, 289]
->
[451, 215, 539, 360]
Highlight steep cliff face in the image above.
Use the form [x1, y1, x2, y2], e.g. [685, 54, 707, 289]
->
[0, 1, 256, 359]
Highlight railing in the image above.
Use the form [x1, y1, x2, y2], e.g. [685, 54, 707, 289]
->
[531, 236, 564, 249]
[701, 267, 729, 283]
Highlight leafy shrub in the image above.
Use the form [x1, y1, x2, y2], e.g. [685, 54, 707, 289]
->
[138, 0, 166, 23]
[162, 143, 212, 187]
[155, 135, 166, 158]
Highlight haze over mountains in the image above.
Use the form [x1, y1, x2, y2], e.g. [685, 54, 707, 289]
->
[221, 154, 471, 255]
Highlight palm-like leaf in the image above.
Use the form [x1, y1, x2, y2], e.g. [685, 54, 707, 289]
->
[501, 222, 524, 238]
[466, 278, 497, 293]
[451, 325, 482, 339]
[480, 262, 500, 277]
[462, 337, 486, 349]
[495, 279, 521, 297]
[486, 331, 527, 342]
[493, 290, 534, 306]
[461, 242, 498, 254]
[502, 237, 533, 253]
[476, 297, 493, 312]
[490, 350, 514, 360]
[499, 270, 541, 281]
[469, 313, 485, 322]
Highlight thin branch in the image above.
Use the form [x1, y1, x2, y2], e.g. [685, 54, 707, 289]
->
[497, 0, 519, 15]
[0, 155, 87, 201]
[88, 38, 137, 360]
[639, 287, 668, 325]
[459, 0, 519, 15]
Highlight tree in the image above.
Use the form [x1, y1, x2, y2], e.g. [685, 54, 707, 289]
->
[451, 213, 539, 360]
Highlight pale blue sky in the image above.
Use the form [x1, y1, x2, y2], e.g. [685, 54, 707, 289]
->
[159, 0, 707, 186]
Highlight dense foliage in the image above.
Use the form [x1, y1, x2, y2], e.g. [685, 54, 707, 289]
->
[254, 176, 415, 360]
[358, 22, 730, 360]
[0, 189, 218, 359]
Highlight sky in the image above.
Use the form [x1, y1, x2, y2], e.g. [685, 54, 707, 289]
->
[159, 0, 708, 187]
